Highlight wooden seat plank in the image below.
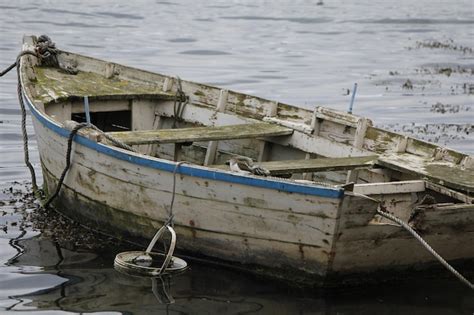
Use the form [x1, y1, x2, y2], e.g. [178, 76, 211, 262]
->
[106, 122, 293, 145]
[377, 153, 474, 193]
[213, 155, 377, 175]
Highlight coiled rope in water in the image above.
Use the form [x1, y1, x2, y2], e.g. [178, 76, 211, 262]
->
[376, 209, 474, 290]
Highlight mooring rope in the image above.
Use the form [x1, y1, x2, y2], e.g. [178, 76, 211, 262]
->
[39, 121, 136, 208]
[4, 38, 472, 288]
[172, 76, 188, 128]
[16, 50, 42, 194]
[376, 208, 474, 289]
[164, 161, 188, 227]
[1, 35, 69, 196]
[0, 61, 17, 77]
[1, 35, 135, 207]
[42, 123, 89, 209]
[2, 40, 187, 265]
[88, 123, 136, 152]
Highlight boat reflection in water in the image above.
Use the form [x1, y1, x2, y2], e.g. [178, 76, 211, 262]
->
[5, 233, 473, 314]
[6, 236, 302, 314]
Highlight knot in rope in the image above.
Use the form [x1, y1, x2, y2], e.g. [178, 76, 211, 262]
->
[35, 35, 59, 67]
[33, 35, 77, 74]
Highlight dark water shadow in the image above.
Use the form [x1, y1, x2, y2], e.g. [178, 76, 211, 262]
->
[221, 16, 333, 24]
[179, 50, 231, 55]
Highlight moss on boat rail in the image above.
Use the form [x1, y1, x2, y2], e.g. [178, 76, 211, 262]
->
[31, 66, 175, 104]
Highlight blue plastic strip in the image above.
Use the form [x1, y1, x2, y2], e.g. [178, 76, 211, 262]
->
[25, 94, 344, 199]
[83, 96, 91, 125]
[348, 83, 358, 114]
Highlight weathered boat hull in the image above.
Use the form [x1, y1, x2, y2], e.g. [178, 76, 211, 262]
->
[30, 100, 349, 283]
[19, 35, 474, 286]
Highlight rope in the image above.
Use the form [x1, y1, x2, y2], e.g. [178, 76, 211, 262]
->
[3, 37, 134, 205]
[376, 209, 474, 289]
[42, 123, 89, 209]
[3, 37, 187, 266]
[40, 122, 136, 209]
[16, 50, 43, 194]
[3, 35, 65, 195]
[172, 77, 188, 128]
[7, 39, 473, 289]
[0, 61, 17, 77]
[88, 123, 136, 152]
[35, 35, 59, 67]
[165, 161, 188, 227]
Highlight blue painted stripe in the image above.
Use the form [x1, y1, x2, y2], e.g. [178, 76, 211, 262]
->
[24, 93, 344, 199]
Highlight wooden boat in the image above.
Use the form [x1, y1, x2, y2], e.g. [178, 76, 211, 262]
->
[18, 35, 474, 285]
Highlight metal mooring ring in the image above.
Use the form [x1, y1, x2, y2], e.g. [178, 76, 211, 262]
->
[114, 225, 188, 276]
[114, 251, 188, 276]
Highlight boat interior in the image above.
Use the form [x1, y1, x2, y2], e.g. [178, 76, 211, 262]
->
[21, 44, 474, 224]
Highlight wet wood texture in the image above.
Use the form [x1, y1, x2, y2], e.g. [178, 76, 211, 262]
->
[213, 155, 378, 175]
[106, 122, 293, 145]
[378, 153, 474, 193]
[20, 36, 474, 281]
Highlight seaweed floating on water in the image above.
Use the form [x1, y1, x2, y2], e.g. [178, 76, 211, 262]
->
[0, 181, 129, 253]
[402, 79, 413, 89]
[415, 39, 473, 54]
[430, 102, 471, 114]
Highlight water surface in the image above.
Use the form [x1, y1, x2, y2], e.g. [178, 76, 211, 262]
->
[0, 0, 473, 313]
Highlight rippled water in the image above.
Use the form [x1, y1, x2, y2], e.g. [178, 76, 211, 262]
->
[1, 0, 473, 314]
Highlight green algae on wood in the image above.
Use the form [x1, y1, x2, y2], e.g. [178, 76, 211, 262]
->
[377, 153, 474, 193]
[106, 122, 293, 145]
[212, 155, 378, 175]
[32, 66, 175, 104]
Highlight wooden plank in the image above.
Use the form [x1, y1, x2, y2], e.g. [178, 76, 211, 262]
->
[162, 77, 172, 92]
[146, 112, 163, 156]
[204, 89, 228, 166]
[395, 135, 408, 153]
[34, 66, 175, 104]
[377, 153, 474, 193]
[346, 117, 369, 183]
[38, 133, 339, 246]
[267, 129, 371, 158]
[353, 180, 425, 195]
[461, 156, 474, 169]
[415, 203, 474, 232]
[131, 99, 156, 154]
[71, 99, 130, 114]
[213, 155, 377, 175]
[154, 102, 371, 158]
[315, 106, 372, 128]
[303, 108, 321, 180]
[263, 117, 312, 134]
[36, 121, 341, 218]
[425, 181, 474, 204]
[257, 141, 272, 162]
[257, 101, 277, 163]
[106, 122, 293, 145]
[330, 231, 474, 272]
[46, 102, 72, 123]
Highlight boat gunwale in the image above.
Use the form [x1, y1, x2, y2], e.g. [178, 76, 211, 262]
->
[29, 43, 473, 163]
[20, 75, 344, 199]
